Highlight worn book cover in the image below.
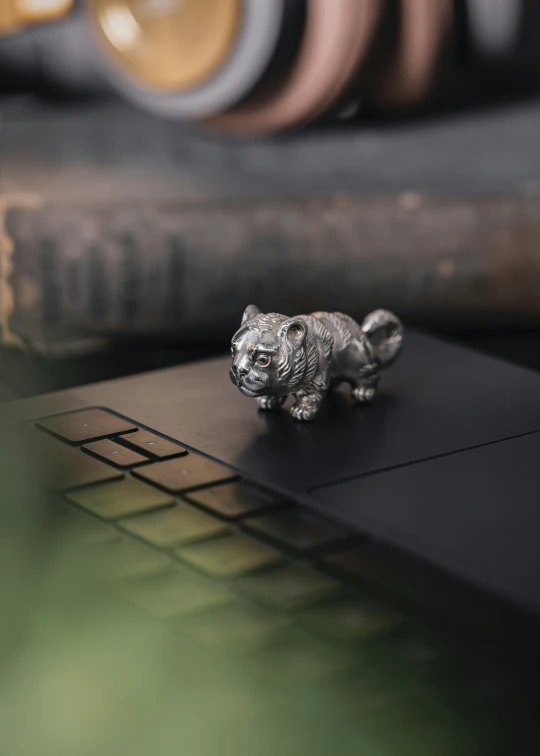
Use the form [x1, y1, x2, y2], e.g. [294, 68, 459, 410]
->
[2, 192, 540, 354]
[2, 99, 540, 354]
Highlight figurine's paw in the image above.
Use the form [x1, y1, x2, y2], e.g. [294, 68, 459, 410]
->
[352, 386, 376, 404]
[290, 403, 319, 422]
[257, 396, 284, 412]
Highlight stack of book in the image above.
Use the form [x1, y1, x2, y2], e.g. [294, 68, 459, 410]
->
[2, 99, 540, 354]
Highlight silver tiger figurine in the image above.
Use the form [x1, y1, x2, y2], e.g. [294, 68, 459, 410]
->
[230, 305, 404, 422]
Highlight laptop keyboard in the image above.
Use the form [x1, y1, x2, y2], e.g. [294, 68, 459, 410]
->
[36, 408, 138, 442]
[32, 407, 358, 591]
[30, 407, 525, 630]
[24, 406, 540, 751]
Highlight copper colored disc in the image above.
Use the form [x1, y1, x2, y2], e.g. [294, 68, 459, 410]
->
[206, 0, 385, 135]
[369, 0, 454, 108]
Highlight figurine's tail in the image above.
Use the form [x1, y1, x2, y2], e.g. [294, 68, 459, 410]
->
[361, 309, 404, 367]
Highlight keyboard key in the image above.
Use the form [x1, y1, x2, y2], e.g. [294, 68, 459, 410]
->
[36, 437, 123, 490]
[246, 631, 352, 685]
[177, 602, 287, 652]
[123, 571, 232, 619]
[186, 481, 288, 520]
[176, 534, 284, 579]
[119, 503, 229, 548]
[237, 564, 343, 611]
[392, 630, 460, 673]
[298, 597, 404, 643]
[117, 430, 187, 459]
[66, 478, 174, 519]
[83, 439, 149, 468]
[134, 455, 238, 493]
[63, 510, 120, 545]
[36, 409, 136, 443]
[243, 508, 354, 553]
[99, 539, 174, 581]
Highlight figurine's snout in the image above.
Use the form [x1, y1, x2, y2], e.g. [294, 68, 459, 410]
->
[231, 360, 249, 380]
[230, 363, 247, 387]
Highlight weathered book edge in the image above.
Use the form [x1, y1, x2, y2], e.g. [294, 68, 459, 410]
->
[2, 192, 540, 355]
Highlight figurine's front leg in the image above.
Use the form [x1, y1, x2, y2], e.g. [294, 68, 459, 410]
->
[290, 390, 325, 422]
[352, 366, 380, 405]
[257, 395, 287, 412]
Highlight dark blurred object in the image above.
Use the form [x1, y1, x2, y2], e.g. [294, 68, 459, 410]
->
[0, 9, 104, 94]
[0, 338, 220, 398]
[2, 0, 540, 133]
[206, 0, 388, 134]
[3, 5, 540, 358]
[2, 96, 540, 354]
[363, 0, 455, 111]
[6, 193, 540, 354]
[462, 0, 540, 67]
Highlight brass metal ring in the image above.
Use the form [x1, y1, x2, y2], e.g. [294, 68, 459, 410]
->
[0, 0, 72, 35]
[88, 0, 292, 120]
[90, 0, 241, 91]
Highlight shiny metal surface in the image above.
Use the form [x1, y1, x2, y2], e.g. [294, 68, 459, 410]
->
[0, 0, 72, 34]
[90, 0, 241, 90]
[230, 305, 403, 422]
[368, 0, 454, 108]
[90, 0, 288, 119]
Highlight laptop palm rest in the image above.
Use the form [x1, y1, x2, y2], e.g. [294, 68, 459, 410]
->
[310, 432, 540, 613]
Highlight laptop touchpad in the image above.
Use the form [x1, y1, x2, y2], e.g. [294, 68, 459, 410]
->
[235, 333, 540, 494]
[310, 432, 540, 613]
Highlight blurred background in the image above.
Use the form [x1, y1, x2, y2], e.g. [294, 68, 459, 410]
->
[2, 4, 540, 755]
[1, 0, 540, 389]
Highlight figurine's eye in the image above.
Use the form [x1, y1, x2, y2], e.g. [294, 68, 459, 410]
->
[255, 353, 271, 368]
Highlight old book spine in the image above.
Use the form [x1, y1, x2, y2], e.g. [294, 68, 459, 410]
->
[2, 193, 540, 353]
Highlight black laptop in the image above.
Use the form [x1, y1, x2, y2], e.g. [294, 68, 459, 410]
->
[2, 328, 540, 754]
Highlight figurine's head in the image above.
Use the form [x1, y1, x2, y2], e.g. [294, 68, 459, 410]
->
[230, 305, 309, 397]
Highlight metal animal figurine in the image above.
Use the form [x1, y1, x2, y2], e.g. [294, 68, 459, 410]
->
[230, 305, 404, 421]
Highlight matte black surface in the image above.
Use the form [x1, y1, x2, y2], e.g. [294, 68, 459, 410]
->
[36, 330, 540, 496]
[315, 433, 540, 612]
[5, 330, 540, 610]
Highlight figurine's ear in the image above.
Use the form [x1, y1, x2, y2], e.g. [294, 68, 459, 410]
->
[241, 304, 262, 325]
[280, 318, 307, 348]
